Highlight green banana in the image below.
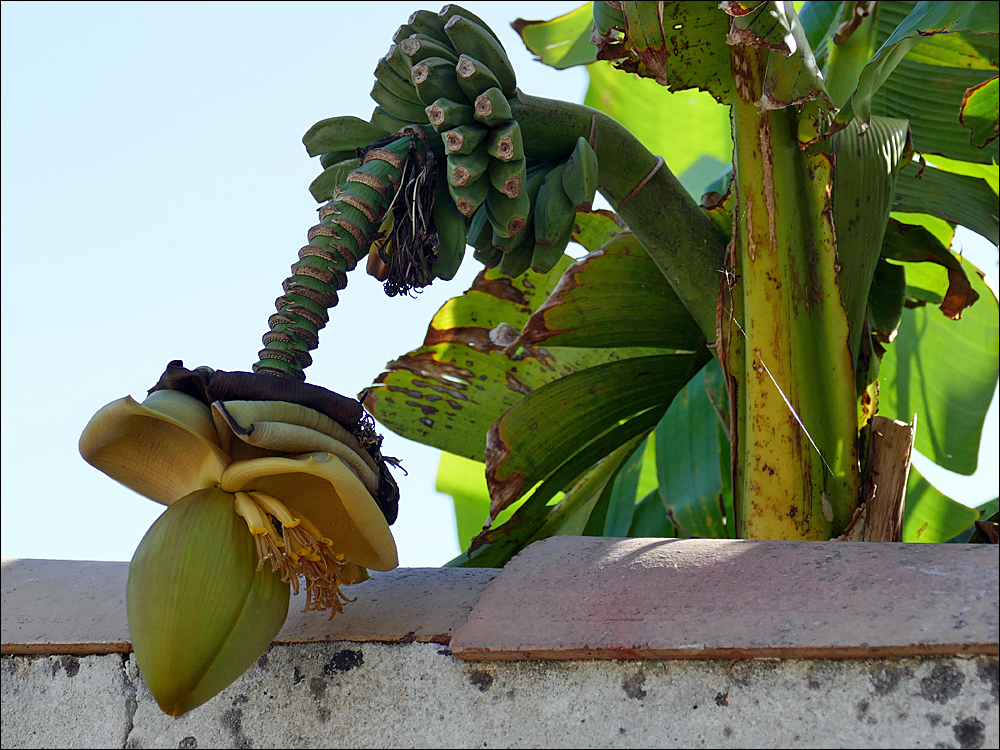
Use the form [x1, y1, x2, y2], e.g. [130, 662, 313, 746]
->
[533, 162, 576, 247]
[485, 120, 524, 162]
[319, 150, 357, 169]
[370, 106, 410, 134]
[442, 123, 489, 155]
[374, 57, 423, 104]
[392, 23, 419, 45]
[467, 203, 493, 251]
[383, 43, 415, 82]
[488, 162, 548, 248]
[497, 229, 534, 278]
[431, 181, 468, 281]
[406, 9, 452, 47]
[399, 35, 459, 65]
[410, 57, 466, 106]
[447, 151, 490, 187]
[308, 158, 361, 202]
[371, 80, 431, 123]
[426, 98, 475, 132]
[530, 218, 574, 274]
[561, 136, 599, 210]
[302, 116, 389, 158]
[473, 87, 513, 127]
[455, 54, 503, 101]
[442, 15, 517, 97]
[473, 244, 504, 269]
[448, 174, 490, 217]
[487, 157, 526, 198]
[438, 5, 504, 45]
[485, 184, 530, 239]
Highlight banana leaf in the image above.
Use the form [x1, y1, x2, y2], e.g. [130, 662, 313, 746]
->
[583, 60, 732, 197]
[512, 232, 703, 351]
[878, 258, 999, 475]
[511, 3, 596, 70]
[903, 465, 982, 542]
[839, 1, 997, 129]
[894, 162, 999, 246]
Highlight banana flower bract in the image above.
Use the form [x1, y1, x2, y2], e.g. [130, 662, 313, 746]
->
[80, 386, 397, 716]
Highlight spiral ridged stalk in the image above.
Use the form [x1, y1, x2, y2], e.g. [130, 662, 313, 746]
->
[254, 134, 429, 380]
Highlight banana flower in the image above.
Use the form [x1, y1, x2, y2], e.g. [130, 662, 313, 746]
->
[79, 363, 398, 716]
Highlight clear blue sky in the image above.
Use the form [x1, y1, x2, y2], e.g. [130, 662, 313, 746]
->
[2, 2, 996, 567]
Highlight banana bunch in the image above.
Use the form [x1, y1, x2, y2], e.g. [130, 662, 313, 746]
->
[313, 6, 600, 284]
[371, 5, 538, 278]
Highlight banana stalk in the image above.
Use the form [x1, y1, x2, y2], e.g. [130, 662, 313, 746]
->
[724, 45, 860, 539]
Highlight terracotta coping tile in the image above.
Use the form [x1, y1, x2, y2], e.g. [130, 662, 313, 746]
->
[1, 558, 495, 655]
[450, 536, 1000, 661]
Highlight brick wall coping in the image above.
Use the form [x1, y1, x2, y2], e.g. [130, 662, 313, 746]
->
[3, 536, 997, 660]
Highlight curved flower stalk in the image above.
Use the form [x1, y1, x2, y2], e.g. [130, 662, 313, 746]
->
[80, 363, 398, 715]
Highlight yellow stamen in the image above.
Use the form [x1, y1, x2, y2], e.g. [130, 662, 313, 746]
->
[238, 490, 356, 617]
[247, 491, 301, 528]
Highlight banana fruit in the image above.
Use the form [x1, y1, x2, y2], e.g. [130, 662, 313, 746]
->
[561, 136, 599, 210]
[431, 180, 468, 281]
[442, 15, 517, 97]
[302, 116, 389, 158]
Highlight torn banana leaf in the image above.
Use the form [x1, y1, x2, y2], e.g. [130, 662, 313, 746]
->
[880, 218, 980, 319]
[364, 257, 658, 461]
[512, 232, 704, 351]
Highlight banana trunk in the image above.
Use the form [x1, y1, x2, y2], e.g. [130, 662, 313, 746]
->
[724, 46, 860, 539]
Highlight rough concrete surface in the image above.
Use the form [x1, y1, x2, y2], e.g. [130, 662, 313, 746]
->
[3, 644, 997, 749]
[1, 652, 133, 748]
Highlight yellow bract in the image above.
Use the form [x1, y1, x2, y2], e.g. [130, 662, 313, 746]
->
[80, 390, 398, 572]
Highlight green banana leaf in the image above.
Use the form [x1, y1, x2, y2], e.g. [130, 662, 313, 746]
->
[878, 257, 999, 475]
[583, 436, 648, 537]
[485, 350, 711, 518]
[960, 76, 999, 148]
[453, 406, 664, 566]
[902, 465, 982, 542]
[894, 162, 999, 246]
[436, 450, 526, 552]
[364, 255, 657, 461]
[612, 1, 733, 101]
[831, 117, 912, 365]
[511, 3, 596, 70]
[512, 231, 703, 351]
[839, 1, 997, 129]
[880, 219, 979, 319]
[797, 0, 841, 67]
[584, 61, 732, 198]
[868, 259, 907, 342]
[571, 208, 628, 250]
[654, 357, 734, 539]
[947, 497, 1000, 543]
[873, 58, 998, 165]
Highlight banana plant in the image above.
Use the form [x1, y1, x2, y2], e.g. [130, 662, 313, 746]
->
[79, 0, 997, 714]
[341, 2, 997, 562]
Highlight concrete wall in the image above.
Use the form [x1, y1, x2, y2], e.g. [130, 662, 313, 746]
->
[3, 647, 997, 748]
[3, 537, 998, 749]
